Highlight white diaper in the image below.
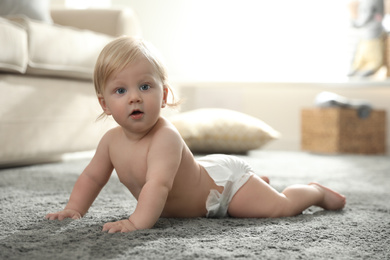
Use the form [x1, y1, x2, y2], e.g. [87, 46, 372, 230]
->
[197, 154, 255, 218]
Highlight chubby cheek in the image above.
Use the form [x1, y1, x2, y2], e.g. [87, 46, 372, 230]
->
[146, 98, 164, 116]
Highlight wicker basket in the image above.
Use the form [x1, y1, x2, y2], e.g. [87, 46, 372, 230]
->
[301, 108, 386, 154]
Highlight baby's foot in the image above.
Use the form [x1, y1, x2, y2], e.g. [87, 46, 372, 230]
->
[309, 182, 346, 210]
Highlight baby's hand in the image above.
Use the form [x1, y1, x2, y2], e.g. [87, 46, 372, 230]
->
[45, 209, 82, 221]
[102, 219, 138, 233]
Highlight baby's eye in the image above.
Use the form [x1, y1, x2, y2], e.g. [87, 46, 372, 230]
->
[115, 88, 127, 94]
[139, 84, 150, 91]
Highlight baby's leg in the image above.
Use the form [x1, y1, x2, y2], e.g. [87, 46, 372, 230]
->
[228, 175, 345, 218]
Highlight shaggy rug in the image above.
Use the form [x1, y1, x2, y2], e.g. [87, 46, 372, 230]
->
[0, 151, 389, 260]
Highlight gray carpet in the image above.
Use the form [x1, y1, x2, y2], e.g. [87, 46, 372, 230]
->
[0, 151, 389, 260]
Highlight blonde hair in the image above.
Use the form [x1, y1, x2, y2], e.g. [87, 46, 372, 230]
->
[94, 36, 180, 116]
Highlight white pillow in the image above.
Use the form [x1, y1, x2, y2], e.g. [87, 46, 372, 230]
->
[0, 0, 52, 24]
[0, 18, 28, 73]
[169, 108, 280, 153]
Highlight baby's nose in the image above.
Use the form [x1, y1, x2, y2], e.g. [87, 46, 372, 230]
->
[128, 91, 142, 103]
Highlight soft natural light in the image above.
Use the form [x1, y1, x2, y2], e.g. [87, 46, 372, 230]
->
[162, 0, 352, 82]
[111, 0, 356, 82]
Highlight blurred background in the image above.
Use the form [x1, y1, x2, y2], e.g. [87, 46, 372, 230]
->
[51, 0, 359, 83]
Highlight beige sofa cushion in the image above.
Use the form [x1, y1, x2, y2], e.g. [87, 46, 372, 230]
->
[51, 9, 142, 38]
[0, 16, 114, 80]
[0, 18, 28, 73]
[11, 17, 114, 80]
[0, 7, 141, 80]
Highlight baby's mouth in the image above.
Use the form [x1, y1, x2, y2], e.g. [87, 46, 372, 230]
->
[130, 110, 144, 119]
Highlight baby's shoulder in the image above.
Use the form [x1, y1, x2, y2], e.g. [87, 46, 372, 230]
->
[155, 118, 181, 138]
[97, 126, 124, 148]
[102, 126, 123, 139]
[150, 118, 183, 147]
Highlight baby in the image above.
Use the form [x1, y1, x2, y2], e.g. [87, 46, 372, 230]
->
[45, 37, 346, 233]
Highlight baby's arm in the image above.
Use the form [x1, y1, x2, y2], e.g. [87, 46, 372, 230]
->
[102, 127, 182, 233]
[45, 132, 114, 220]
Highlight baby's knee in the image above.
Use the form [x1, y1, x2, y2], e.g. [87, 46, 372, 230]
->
[269, 197, 295, 218]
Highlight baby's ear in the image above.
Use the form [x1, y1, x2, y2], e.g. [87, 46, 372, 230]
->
[161, 87, 168, 108]
[98, 94, 112, 115]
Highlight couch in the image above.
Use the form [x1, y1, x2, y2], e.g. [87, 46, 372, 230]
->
[0, 7, 141, 167]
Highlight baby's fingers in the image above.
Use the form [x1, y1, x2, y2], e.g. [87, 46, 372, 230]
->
[102, 220, 137, 233]
[63, 211, 81, 220]
[45, 213, 59, 220]
[72, 214, 81, 220]
[45, 210, 81, 221]
[102, 222, 119, 233]
[58, 214, 68, 221]
[102, 222, 127, 233]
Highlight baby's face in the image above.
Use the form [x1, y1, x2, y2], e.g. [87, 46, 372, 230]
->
[99, 57, 167, 133]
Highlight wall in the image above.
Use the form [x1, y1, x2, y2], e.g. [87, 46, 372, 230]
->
[175, 81, 390, 153]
